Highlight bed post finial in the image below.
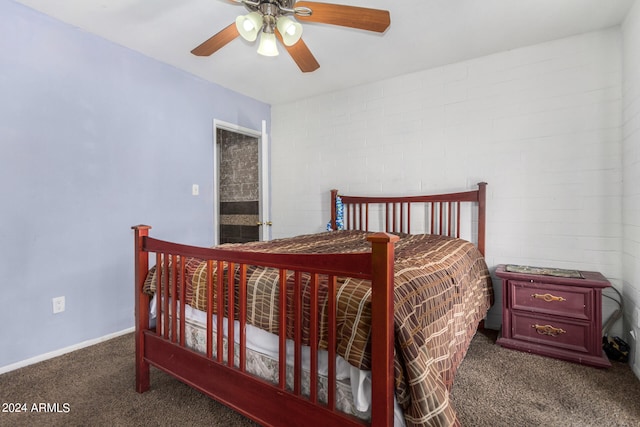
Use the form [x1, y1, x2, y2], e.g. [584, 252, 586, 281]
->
[132, 225, 151, 393]
[330, 189, 338, 231]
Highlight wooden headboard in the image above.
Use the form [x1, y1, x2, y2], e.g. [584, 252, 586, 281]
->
[330, 182, 487, 256]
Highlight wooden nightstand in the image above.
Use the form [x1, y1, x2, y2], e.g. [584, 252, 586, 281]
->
[495, 264, 611, 368]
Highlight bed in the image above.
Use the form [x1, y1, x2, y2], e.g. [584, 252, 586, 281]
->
[132, 182, 493, 427]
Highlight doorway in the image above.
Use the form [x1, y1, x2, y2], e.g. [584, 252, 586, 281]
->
[213, 120, 270, 245]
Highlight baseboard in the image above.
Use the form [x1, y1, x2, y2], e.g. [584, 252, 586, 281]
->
[0, 327, 134, 375]
[632, 363, 640, 380]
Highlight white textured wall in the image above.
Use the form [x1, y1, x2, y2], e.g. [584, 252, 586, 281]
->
[622, 1, 640, 375]
[272, 29, 623, 330]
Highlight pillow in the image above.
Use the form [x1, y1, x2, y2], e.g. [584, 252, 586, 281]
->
[142, 265, 160, 296]
[142, 256, 220, 311]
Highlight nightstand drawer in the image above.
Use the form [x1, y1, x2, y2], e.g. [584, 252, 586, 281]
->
[496, 265, 611, 368]
[511, 311, 590, 354]
[511, 281, 592, 320]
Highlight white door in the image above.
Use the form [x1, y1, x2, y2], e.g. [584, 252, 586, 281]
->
[213, 119, 270, 245]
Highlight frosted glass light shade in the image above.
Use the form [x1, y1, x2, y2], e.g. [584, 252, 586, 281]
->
[257, 32, 279, 56]
[276, 16, 303, 46]
[236, 12, 263, 42]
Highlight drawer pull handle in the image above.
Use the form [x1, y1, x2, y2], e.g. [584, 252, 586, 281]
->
[532, 324, 567, 337]
[531, 293, 566, 303]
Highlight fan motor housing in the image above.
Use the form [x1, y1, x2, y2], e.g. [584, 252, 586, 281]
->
[245, 0, 296, 15]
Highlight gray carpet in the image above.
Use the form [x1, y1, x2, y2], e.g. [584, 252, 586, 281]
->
[1, 329, 638, 426]
[451, 330, 640, 426]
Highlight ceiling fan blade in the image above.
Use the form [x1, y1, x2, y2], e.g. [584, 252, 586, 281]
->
[191, 23, 240, 56]
[275, 31, 320, 73]
[294, 2, 390, 33]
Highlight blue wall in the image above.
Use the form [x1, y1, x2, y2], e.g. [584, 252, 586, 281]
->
[0, 0, 270, 368]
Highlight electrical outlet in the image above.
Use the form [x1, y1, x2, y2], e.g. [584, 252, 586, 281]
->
[52, 296, 65, 314]
[635, 307, 640, 329]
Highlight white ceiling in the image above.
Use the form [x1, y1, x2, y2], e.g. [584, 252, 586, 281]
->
[14, 0, 636, 105]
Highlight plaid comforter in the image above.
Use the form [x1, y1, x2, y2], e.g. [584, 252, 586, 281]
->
[144, 230, 493, 426]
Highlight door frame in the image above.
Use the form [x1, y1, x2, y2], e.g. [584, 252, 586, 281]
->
[212, 119, 270, 245]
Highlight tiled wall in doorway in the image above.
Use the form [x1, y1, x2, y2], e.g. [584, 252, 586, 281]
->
[218, 128, 260, 244]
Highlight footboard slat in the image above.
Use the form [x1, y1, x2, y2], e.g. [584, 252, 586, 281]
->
[327, 274, 337, 411]
[155, 253, 162, 338]
[227, 262, 235, 368]
[309, 273, 319, 404]
[179, 256, 186, 347]
[163, 254, 170, 340]
[215, 260, 223, 363]
[238, 264, 247, 372]
[171, 254, 178, 344]
[206, 260, 214, 360]
[278, 269, 287, 390]
[293, 271, 303, 396]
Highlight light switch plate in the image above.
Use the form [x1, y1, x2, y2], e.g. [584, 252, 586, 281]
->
[52, 296, 65, 314]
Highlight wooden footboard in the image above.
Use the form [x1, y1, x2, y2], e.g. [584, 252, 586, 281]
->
[132, 226, 399, 427]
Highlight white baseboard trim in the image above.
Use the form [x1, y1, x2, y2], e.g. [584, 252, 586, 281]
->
[0, 327, 134, 375]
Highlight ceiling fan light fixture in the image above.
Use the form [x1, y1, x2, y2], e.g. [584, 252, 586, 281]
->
[257, 32, 279, 57]
[276, 16, 303, 46]
[192, 1, 390, 73]
[236, 12, 263, 42]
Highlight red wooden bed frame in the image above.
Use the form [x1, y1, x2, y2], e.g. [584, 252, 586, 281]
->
[132, 182, 487, 427]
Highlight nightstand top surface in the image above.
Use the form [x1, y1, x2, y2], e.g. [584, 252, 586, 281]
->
[495, 264, 610, 288]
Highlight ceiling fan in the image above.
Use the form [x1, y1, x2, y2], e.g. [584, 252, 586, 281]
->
[191, 0, 391, 73]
